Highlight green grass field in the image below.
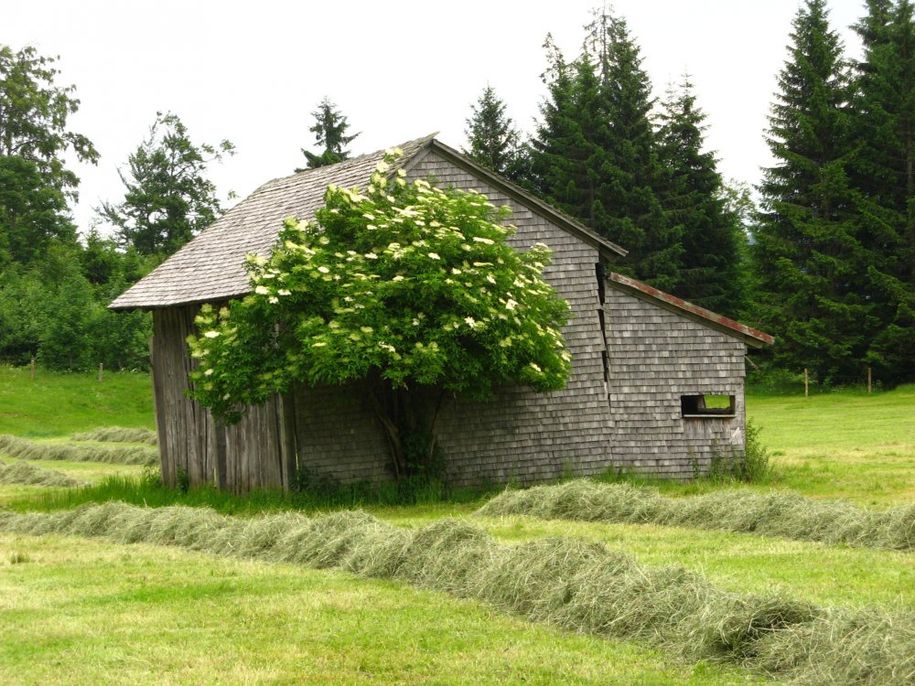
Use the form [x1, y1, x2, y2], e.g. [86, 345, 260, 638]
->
[0, 366, 912, 684]
[2, 533, 754, 685]
[0, 365, 153, 436]
[750, 385, 915, 505]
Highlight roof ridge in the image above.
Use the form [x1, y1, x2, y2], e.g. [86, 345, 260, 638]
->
[256, 132, 439, 193]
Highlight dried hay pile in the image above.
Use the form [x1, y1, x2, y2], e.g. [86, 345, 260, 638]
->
[0, 434, 157, 466]
[0, 460, 82, 487]
[71, 427, 157, 446]
[478, 480, 915, 551]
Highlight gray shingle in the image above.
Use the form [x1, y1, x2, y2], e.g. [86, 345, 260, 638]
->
[110, 135, 435, 310]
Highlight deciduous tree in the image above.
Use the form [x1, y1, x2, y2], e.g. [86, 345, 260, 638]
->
[188, 151, 571, 480]
[0, 44, 98, 199]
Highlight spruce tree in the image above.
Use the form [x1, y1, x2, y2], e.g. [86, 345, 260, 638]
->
[592, 12, 681, 290]
[464, 85, 528, 182]
[529, 36, 589, 211]
[657, 78, 745, 316]
[299, 97, 359, 170]
[531, 14, 681, 292]
[850, 0, 915, 383]
[531, 40, 609, 231]
[754, 0, 868, 383]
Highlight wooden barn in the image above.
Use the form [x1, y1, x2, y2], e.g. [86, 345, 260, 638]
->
[111, 135, 773, 493]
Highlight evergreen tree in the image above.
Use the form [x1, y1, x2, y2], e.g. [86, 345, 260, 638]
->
[531, 39, 610, 231]
[99, 112, 234, 257]
[531, 13, 679, 290]
[591, 12, 681, 291]
[464, 85, 529, 182]
[299, 97, 359, 170]
[754, 0, 867, 383]
[657, 77, 745, 316]
[529, 36, 588, 211]
[850, 0, 915, 383]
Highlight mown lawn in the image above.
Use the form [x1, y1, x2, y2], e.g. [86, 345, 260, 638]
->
[747, 385, 915, 506]
[0, 533, 756, 686]
[0, 367, 912, 684]
[0, 365, 153, 436]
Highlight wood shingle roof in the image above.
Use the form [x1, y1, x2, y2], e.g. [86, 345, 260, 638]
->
[110, 135, 628, 311]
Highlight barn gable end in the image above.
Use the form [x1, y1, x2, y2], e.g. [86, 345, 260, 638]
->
[604, 283, 748, 478]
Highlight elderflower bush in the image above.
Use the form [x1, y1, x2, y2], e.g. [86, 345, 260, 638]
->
[188, 151, 572, 421]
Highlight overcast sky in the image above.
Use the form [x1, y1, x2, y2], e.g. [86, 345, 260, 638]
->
[8, 0, 866, 234]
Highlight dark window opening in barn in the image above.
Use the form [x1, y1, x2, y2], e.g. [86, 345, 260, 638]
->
[680, 394, 736, 418]
[595, 263, 606, 305]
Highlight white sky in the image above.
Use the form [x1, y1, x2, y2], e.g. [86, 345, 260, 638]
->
[7, 0, 865, 235]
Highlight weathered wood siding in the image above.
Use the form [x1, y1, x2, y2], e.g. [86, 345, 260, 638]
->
[603, 283, 747, 478]
[151, 306, 295, 493]
[151, 306, 220, 489]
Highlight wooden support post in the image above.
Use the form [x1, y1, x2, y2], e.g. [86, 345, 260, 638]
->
[30, 357, 36, 381]
[804, 368, 809, 398]
[867, 366, 872, 394]
[98, 363, 104, 383]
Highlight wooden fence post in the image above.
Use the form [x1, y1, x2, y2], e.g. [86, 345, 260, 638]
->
[98, 363, 104, 383]
[867, 366, 872, 394]
[30, 357, 36, 381]
[804, 368, 809, 398]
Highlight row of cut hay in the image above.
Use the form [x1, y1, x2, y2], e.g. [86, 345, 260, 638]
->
[0, 502, 912, 685]
[477, 480, 915, 551]
[71, 427, 157, 446]
[0, 435, 157, 466]
[0, 460, 82, 487]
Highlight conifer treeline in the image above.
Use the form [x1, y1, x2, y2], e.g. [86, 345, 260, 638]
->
[464, 1, 915, 386]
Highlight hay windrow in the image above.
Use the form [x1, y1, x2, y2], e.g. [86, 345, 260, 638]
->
[0, 460, 83, 487]
[71, 427, 157, 446]
[0, 434, 157, 466]
[477, 480, 915, 551]
[0, 503, 912, 685]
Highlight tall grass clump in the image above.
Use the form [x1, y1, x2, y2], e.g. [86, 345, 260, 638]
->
[71, 427, 157, 446]
[0, 502, 911, 685]
[478, 480, 915, 551]
[708, 420, 772, 483]
[0, 460, 82, 487]
[0, 434, 157, 466]
[9, 469, 494, 515]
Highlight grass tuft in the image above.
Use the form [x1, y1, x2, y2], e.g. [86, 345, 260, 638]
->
[478, 480, 915, 551]
[0, 434, 157, 466]
[0, 502, 912, 685]
[0, 460, 83, 487]
[7, 470, 494, 515]
[71, 426, 157, 445]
